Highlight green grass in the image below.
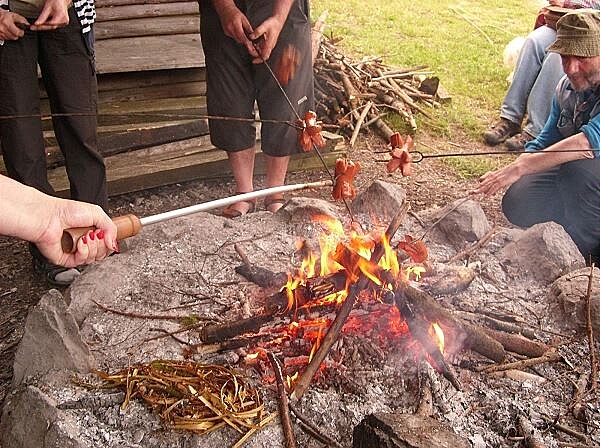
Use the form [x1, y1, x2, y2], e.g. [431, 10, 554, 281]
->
[311, 0, 540, 173]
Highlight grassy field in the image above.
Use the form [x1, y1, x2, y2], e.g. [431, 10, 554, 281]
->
[311, 0, 541, 143]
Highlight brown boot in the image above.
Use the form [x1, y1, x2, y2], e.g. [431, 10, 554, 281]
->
[505, 131, 535, 152]
[483, 118, 520, 146]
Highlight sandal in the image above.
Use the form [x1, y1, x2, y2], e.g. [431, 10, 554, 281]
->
[222, 193, 256, 219]
[264, 194, 286, 213]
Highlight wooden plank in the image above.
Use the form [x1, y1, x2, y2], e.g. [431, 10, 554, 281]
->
[39, 68, 205, 98]
[95, 15, 200, 40]
[39, 96, 207, 126]
[45, 134, 345, 197]
[0, 120, 210, 170]
[95, 2, 199, 22]
[95, 34, 204, 74]
[97, 81, 206, 104]
[98, 68, 205, 92]
[96, 0, 190, 8]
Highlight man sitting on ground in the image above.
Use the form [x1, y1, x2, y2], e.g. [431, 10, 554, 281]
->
[475, 9, 600, 264]
[483, 0, 600, 152]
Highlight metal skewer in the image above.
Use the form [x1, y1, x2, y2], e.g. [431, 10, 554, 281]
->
[61, 180, 333, 252]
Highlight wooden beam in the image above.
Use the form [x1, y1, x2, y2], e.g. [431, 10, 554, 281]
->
[96, 0, 190, 7]
[95, 16, 200, 41]
[95, 34, 205, 73]
[95, 2, 198, 21]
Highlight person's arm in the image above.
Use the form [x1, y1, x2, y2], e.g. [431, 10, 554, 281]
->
[473, 132, 595, 196]
[30, 0, 70, 31]
[0, 175, 117, 267]
[524, 96, 564, 152]
[249, 0, 294, 63]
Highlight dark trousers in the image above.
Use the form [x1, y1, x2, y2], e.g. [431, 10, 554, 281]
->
[0, 8, 107, 210]
[502, 159, 600, 262]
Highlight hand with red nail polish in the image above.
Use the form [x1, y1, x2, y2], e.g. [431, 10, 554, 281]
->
[0, 174, 117, 267]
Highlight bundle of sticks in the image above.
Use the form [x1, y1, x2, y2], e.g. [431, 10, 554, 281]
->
[312, 28, 445, 145]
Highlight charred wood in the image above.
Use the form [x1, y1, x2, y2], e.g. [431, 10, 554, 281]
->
[483, 328, 550, 358]
[398, 283, 506, 362]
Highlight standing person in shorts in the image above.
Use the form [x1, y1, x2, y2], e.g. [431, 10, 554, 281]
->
[199, 0, 314, 216]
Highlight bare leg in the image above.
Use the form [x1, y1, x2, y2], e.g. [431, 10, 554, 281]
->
[264, 154, 290, 212]
[225, 148, 256, 215]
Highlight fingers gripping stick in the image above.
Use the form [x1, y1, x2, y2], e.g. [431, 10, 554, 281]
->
[61, 214, 142, 253]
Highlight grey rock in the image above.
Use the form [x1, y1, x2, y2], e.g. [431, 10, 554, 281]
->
[351, 180, 407, 217]
[499, 222, 585, 283]
[0, 385, 85, 448]
[431, 199, 491, 249]
[278, 196, 341, 222]
[12, 289, 95, 386]
[550, 267, 600, 335]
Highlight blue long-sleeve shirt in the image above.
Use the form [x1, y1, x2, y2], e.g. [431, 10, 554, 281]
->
[525, 76, 600, 158]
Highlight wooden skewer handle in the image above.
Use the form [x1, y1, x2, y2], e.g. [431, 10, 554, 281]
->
[61, 214, 142, 253]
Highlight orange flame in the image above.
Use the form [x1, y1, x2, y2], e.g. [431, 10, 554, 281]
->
[429, 323, 445, 353]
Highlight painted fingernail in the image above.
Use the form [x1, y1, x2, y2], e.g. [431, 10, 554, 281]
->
[96, 230, 104, 239]
[82, 235, 88, 244]
[89, 231, 95, 241]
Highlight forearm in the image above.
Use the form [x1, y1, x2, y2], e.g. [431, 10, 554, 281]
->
[211, 0, 236, 14]
[515, 132, 594, 176]
[272, 0, 294, 22]
[0, 175, 53, 241]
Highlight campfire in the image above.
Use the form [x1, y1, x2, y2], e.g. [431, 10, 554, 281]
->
[194, 204, 463, 402]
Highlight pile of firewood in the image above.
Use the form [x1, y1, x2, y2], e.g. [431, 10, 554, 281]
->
[311, 13, 448, 146]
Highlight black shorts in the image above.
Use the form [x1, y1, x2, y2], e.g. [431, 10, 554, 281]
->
[199, 0, 314, 156]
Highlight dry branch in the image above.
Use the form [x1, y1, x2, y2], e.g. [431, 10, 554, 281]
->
[585, 264, 597, 392]
[267, 352, 296, 448]
[447, 225, 497, 263]
[478, 349, 561, 373]
[314, 36, 440, 140]
[289, 403, 344, 448]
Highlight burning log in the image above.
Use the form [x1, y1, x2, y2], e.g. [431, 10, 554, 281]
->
[392, 289, 461, 390]
[397, 282, 507, 362]
[291, 203, 409, 400]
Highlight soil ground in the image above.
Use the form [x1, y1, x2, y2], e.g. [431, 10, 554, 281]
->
[0, 131, 508, 407]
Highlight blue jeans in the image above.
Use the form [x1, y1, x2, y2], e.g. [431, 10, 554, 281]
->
[502, 159, 600, 262]
[500, 25, 564, 138]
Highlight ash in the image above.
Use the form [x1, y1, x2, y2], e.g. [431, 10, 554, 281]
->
[2, 194, 599, 448]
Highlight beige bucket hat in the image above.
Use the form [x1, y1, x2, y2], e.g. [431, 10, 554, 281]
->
[548, 9, 600, 57]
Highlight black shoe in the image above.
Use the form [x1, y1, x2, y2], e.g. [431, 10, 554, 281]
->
[483, 118, 521, 146]
[505, 131, 534, 152]
[30, 243, 80, 287]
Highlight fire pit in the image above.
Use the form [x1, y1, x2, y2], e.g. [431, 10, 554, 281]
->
[1, 182, 598, 448]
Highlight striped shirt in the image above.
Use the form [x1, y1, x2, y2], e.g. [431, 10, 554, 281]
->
[0, 0, 95, 34]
